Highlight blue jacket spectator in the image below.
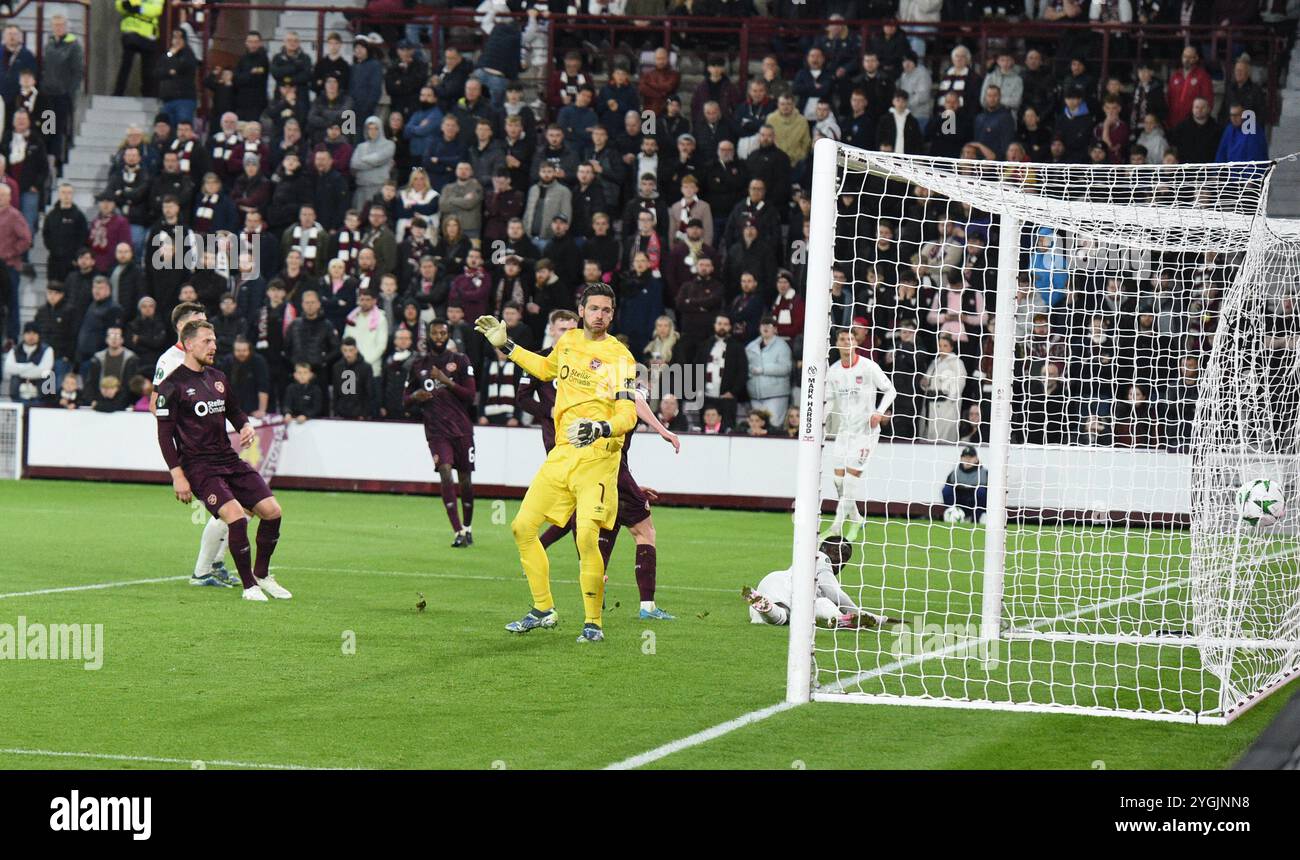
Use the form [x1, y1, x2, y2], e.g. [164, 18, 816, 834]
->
[0, 33, 37, 105]
[425, 123, 467, 192]
[973, 93, 1017, 161]
[406, 100, 444, 159]
[1216, 111, 1269, 163]
[349, 45, 384, 130]
[1030, 227, 1068, 308]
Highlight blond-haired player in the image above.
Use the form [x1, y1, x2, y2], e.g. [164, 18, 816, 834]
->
[475, 283, 639, 643]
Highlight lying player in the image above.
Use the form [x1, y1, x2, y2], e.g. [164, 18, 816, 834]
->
[742, 537, 899, 629]
[822, 328, 895, 542]
[476, 284, 637, 643]
[404, 319, 477, 548]
[152, 300, 238, 588]
[155, 321, 291, 602]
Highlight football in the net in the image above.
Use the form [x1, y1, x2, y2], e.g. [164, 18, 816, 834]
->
[1238, 479, 1286, 527]
[943, 506, 968, 523]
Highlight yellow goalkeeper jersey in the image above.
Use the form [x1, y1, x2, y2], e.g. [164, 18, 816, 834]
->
[511, 328, 638, 453]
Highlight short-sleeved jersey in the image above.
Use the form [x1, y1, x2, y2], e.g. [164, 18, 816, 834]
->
[155, 365, 248, 467]
[404, 348, 476, 438]
[153, 342, 186, 385]
[825, 354, 894, 437]
[512, 328, 638, 453]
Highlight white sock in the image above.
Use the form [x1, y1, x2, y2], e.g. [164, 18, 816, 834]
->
[829, 474, 846, 530]
[194, 517, 229, 577]
[640, 600, 655, 612]
[844, 473, 866, 523]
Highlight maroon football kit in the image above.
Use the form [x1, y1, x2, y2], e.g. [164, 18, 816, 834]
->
[155, 365, 273, 517]
[403, 347, 477, 471]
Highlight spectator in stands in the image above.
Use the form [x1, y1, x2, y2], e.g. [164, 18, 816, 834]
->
[271, 31, 313, 96]
[1131, 61, 1167, 131]
[379, 326, 415, 419]
[352, 117, 396, 210]
[331, 336, 375, 419]
[1216, 103, 1269, 162]
[942, 447, 988, 522]
[1093, 94, 1131, 163]
[792, 47, 835, 122]
[639, 47, 680, 117]
[82, 320, 137, 398]
[222, 336, 270, 418]
[432, 45, 472, 106]
[928, 91, 973, 159]
[108, 242, 143, 323]
[311, 32, 349, 96]
[523, 162, 572, 248]
[38, 184, 84, 285]
[157, 29, 198, 130]
[1136, 112, 1169, 164]
[1171, 97, 1221, 163]
[233, 31, 271, 123]
[43, 14, 82, 163]
[0, 181, 28, 340]
[936, 45, 981, 118]
[110, 4, 159, 98]
[287, 289, 340, 387]
[211, 294, 245, 360]
[1057, 87, 1094, 162]
[746, 315, 792, 420]
[2, 321, 53, 404]
[1113, 383, 1158, 448]
[1168, 45, 1213, 127]
[972, 86, 1017, 162]
[128, 295, 168, 374]
[696, 312, 748, 430]
[284, 362, 323, 422]
[921, 333, 965, 443]
[1221, 56, 1265, 125]
[877, 89, 924, 155]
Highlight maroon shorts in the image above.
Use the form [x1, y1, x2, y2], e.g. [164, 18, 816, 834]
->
[428, 434, 475, 473]
[616, 463, 651, 528]
[189, 459, 274, 517]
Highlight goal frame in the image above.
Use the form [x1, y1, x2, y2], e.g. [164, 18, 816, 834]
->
[786, 138, 1298, 724]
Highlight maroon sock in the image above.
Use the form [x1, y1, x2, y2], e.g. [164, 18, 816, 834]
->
[226, 517, 256, 589]
[598, 527, 618, 570]
[254, 517, 280, 580]
[459, 479, 474, 527]
[439, 472, 462, 532]
[635, 544, 657, 602]
[539, 523, 570, 549]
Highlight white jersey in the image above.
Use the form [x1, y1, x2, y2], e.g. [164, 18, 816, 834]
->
[825, 355, 895, 437]
[753, 552, 859, 612]
[153, 343, 187, 385]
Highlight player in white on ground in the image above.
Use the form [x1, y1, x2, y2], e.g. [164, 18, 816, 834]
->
[741, 537, 899, 628]
[152, 300, 238, 588]
[822, 328, 895, 542]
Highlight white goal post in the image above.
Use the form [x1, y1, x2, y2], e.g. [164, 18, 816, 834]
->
[789, 137, 1300, 724]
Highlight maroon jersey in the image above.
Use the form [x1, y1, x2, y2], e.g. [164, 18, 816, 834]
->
[155, 365, 249, 470]
[515, 346, 558, 451]
[403, 348, 476, 438]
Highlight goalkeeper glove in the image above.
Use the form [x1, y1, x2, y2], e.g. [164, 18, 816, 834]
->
[474, 315, 510, 349]
[567, 418, 612, 448]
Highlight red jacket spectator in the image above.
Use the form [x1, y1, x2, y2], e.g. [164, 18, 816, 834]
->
[448, 265, 491, 320]
[1167, 62, 1213, 128]
[0, 199, 32, 268]
[88, 210, 132, 273]
[639, 50, 681, 116]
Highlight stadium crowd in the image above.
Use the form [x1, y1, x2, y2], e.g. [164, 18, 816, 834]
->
[0, 0, 1295, 453]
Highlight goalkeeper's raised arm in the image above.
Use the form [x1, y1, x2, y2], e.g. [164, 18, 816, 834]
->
[481, 283, 647, 645]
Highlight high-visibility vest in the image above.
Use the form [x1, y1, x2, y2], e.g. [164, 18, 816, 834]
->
[115, 0, 164, 41]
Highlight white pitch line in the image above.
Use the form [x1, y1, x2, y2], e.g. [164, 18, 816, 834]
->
[0, 576, 189, 600]
[0, 747, 351, 770]
[277, 565, 740, 595]
[603, 548, 1300, 769]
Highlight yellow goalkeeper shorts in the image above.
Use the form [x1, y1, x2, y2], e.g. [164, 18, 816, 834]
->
[520, 443, 622, 531]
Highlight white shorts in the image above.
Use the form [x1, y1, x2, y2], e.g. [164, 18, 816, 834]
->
[832, 430, 879, 473]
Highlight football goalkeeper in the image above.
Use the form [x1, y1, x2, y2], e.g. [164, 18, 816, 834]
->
[475, 284, 638, 643]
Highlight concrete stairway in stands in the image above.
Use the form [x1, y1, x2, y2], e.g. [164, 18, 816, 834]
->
[1268, 18, 1300, 218]
[15, 95, 159, 332]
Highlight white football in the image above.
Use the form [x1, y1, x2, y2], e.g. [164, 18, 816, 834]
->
[1238, 479, 1286, 528]
[943, 506, 968, 523]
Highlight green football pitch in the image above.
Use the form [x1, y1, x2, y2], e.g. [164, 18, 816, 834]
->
[0, 479, 1290, 769]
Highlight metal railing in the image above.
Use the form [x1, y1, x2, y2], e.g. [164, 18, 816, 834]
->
[0, 0, 91, 95]
[165, 3, 1291, 125]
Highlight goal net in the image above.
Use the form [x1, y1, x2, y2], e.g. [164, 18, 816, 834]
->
[789, 138, 1300, 724]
